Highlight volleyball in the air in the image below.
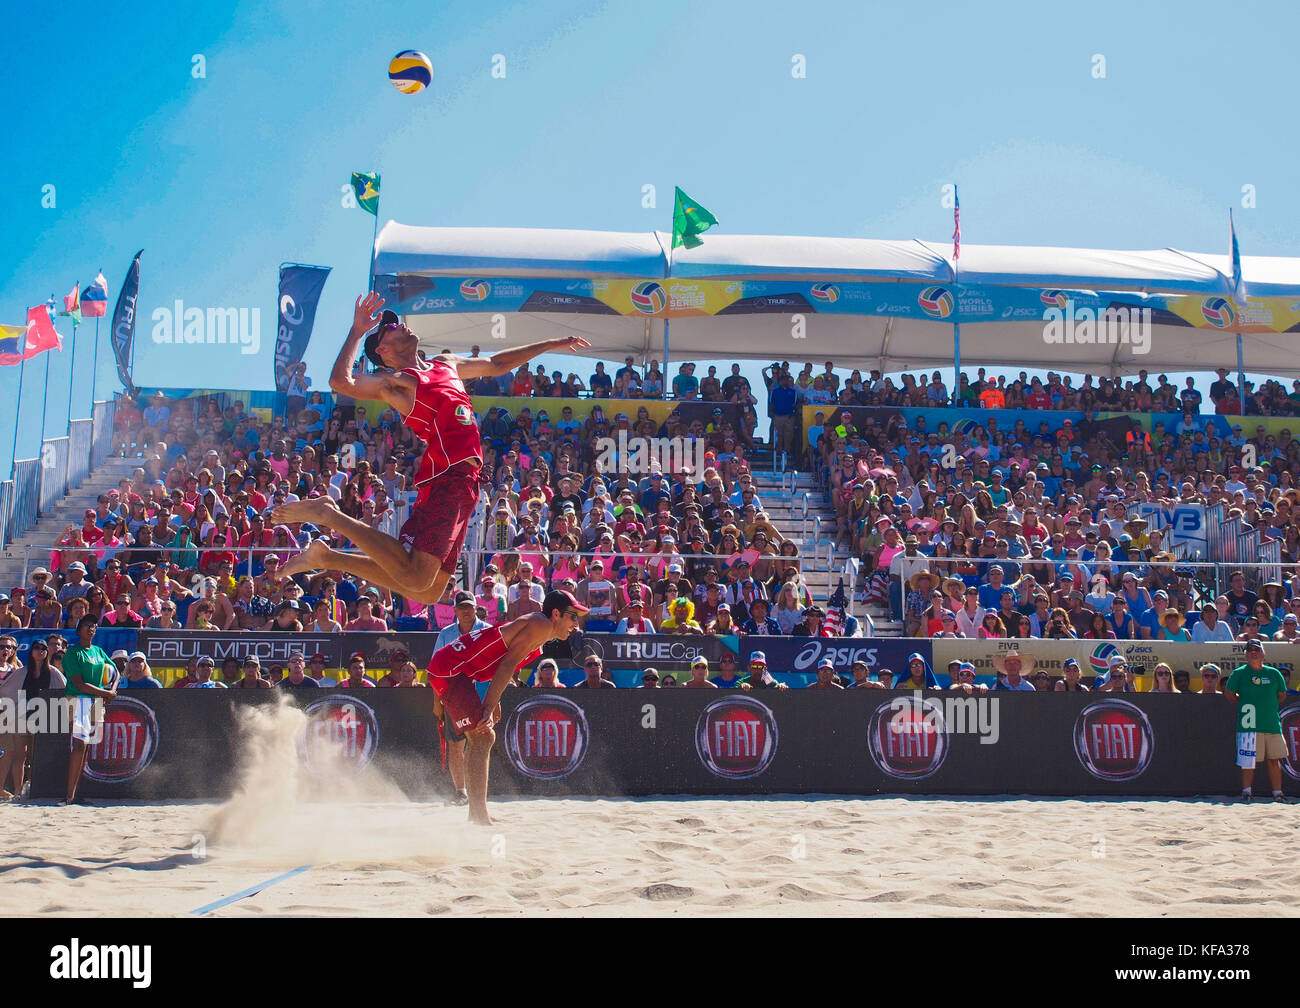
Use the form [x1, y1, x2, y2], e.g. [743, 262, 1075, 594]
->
[388, 50, 433, 94]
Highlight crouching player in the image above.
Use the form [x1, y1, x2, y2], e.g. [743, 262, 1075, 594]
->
[427, 590, 589, 824]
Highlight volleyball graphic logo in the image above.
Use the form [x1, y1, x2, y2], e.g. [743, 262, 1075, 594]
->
[1089, 642, 1120, 677]
[810, 283, 840, 303]
[388, 50, 434, 94]
[918, 285, 953, 319]
[1040, 289, 1069, 309]
[460, 279, 491, 301]
[630, 281, 668, 315]
[1201, 296, 1236, 329]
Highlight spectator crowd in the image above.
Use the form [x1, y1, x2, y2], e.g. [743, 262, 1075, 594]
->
[0, 354, 1287, 695]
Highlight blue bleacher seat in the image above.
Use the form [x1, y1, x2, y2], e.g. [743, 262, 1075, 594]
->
[583, 618, 617, 633]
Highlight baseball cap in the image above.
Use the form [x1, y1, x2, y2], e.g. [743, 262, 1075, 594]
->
[691, 656, 709, 669]
[749, 651, 767, 665]
[363, 310, 402, 366]
[129, 651, 147, 661]
[543, 590, 589, 617]
[1244, 638, 1265, 652]
[453, 591, 476, 607]
[817, 657, 835, 670]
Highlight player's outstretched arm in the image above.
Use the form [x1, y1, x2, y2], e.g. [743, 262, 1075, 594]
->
[454, 335, 592, 380]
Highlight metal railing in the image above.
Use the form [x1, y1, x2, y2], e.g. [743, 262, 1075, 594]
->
[9, 459, 40, 544]
[68, 419, 93, 490]
[92, 399, 117, 468]
[39, 437, 70, 513]
[0, 481, 12, 552]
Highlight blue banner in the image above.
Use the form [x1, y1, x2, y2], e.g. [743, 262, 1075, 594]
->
[275, 263, 331, 393]
[110, 250, 142, 398]
[738, 636, 931, 687]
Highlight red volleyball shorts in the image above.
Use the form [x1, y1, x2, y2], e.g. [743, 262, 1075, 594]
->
[398, 459, 482, 568]
[431, 673, 485, 737]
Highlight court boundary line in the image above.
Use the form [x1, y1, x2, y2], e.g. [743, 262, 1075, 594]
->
[188, 864, 313, 916]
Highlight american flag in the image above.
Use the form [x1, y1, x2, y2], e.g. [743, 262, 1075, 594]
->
[952, 185, 961, 261]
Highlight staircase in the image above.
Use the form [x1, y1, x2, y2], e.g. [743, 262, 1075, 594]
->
[0, 455, 141, 588]
[748, 443, 900, 636]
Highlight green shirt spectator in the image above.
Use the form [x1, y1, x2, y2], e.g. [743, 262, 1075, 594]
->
[1226, 662, 1286, 734]
[64, 643, 112, 698]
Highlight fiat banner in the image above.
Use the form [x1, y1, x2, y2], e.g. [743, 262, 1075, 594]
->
[28, 690, 1300, 800]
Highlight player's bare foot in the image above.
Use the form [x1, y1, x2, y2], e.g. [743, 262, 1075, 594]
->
[468, 810, 494, 826]
[278, 539, 332, 579]
[272, 496, 342, 529]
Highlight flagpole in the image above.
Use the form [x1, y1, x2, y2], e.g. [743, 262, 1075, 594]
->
[368, 208, 379, 291]
[951, 185, 961, 406]
[66, 319, 78, 422]
[10, 338, 27, 473]
[39, 341, 53, 448]
[90, 316, 100, 408]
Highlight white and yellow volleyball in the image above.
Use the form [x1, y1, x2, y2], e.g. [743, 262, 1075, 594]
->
[388, 50, 433, 95]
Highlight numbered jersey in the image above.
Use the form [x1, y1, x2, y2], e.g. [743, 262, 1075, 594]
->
[402, 360, 482, 486]
[426, 625, 541, 684]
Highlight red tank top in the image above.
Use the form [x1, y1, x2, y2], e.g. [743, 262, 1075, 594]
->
[426, 625, 541, 684]
[402, 361, 481, 486]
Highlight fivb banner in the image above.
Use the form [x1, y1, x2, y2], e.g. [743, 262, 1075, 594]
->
[931, 637, 1300, 687]
[110, 249, 143, 397]
[1136, 502, 1210, 557]
[377, 271, 1300, 333]
[275, 264, 331, 393]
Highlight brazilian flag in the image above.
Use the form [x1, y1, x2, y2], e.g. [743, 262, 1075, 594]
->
[672, 187, 717, 249]
[351, 171, 381, 216]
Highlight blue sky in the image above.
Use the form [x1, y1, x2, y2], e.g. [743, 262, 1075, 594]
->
[4, 0, 1297, 466]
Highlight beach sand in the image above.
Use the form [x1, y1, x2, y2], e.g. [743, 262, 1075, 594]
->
[3, 794, 1297, 917]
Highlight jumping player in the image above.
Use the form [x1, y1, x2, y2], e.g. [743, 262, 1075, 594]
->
[274, 292, 589, 603]
[427, 590, 588, 825]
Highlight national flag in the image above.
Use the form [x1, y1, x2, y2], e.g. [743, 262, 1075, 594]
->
[82, 271, 109, 318]
[823, 579, 847, 637]
[1229, 209, 1246, 304]
[351, 171, 380, 215]
[0, 306, 63, 366]
[952, 185, 961, 261]
[60, 283, 82, 326]
[672, 187, 718, 249]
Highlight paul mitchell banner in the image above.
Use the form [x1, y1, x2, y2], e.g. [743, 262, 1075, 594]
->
[275, 263, 331, 392]
[110, 249, 143, 398]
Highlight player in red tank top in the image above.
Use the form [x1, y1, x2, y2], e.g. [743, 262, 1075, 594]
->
[428, 590, 589, 824]
[273, 292, 588, 603]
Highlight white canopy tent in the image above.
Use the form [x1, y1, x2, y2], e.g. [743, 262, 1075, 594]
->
[372, 223, 1300, 378]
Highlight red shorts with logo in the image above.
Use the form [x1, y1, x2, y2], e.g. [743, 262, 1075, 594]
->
[433, 673, 485, 738]
[428, 625, 508, 734]
[398, 459, 482, 568]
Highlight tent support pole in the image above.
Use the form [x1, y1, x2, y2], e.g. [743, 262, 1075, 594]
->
[1236, 333, 1246, 411]
[663, 319, 670, 389]
[952, 317, 960, 406]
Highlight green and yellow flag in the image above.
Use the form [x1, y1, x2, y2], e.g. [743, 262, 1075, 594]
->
[351, 171, 381, 216]
[672, 186, 717, 249]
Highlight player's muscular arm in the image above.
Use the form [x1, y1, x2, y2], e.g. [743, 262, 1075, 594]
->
[452, 335, 592, 380]
[330, 294, 416, 413]
[473, 619, 548, 732]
